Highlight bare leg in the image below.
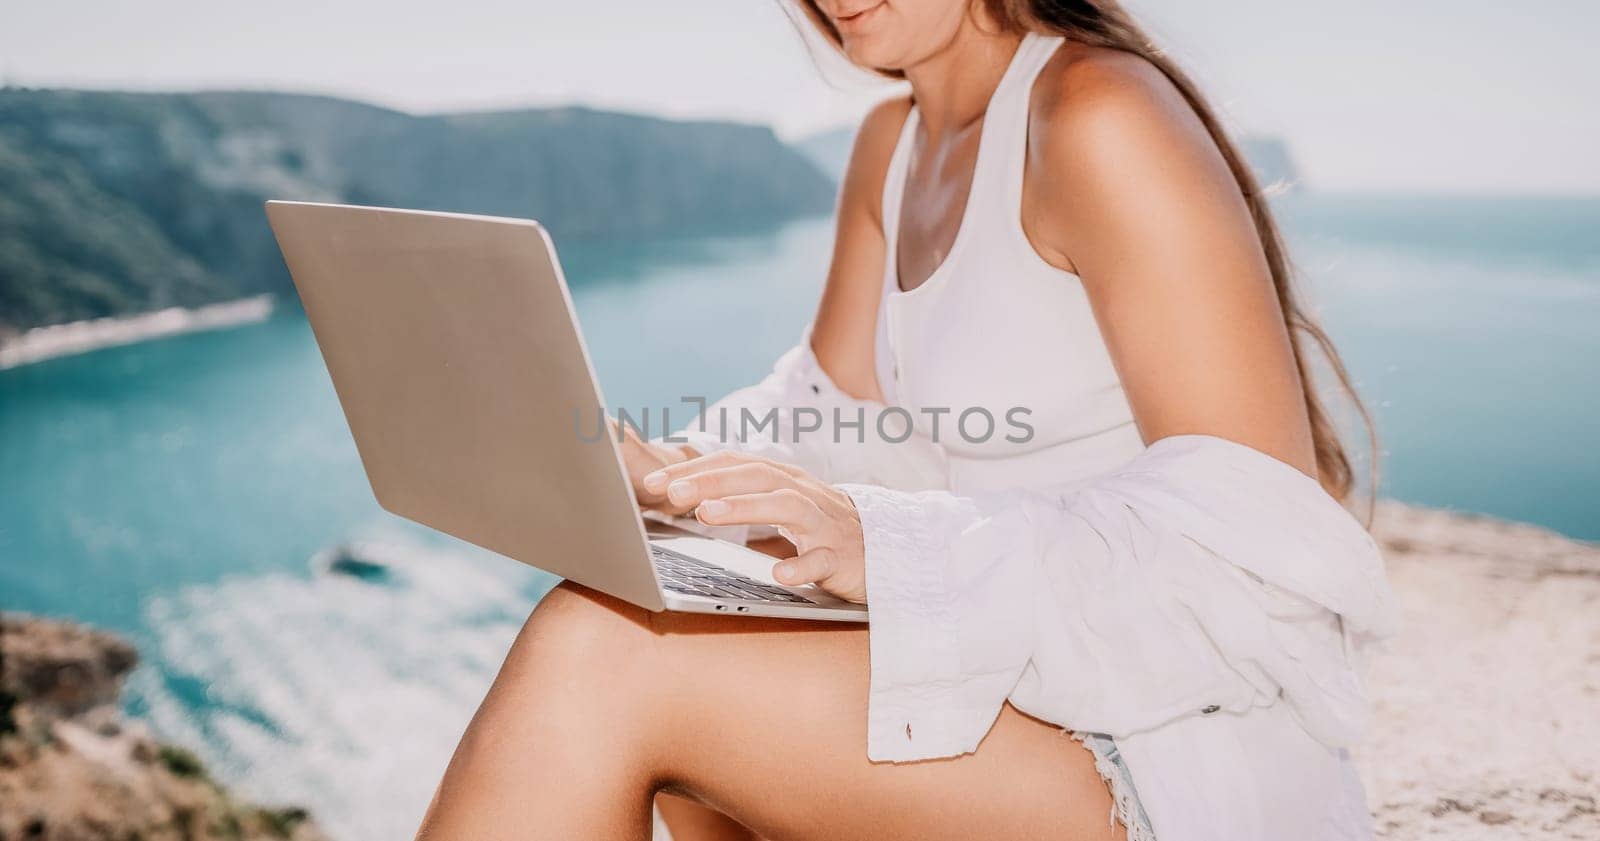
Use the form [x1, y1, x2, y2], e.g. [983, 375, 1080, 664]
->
[655, 536, 784, 841]
[417, 582, 1122, 840]
[656, 793, 760, 841]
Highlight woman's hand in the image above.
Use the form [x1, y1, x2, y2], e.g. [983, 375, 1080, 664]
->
[610, 417, 698, 514]
[641, 451, 868, 604]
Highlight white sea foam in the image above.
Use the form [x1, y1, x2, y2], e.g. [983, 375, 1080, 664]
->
[131, 531, 555, 841]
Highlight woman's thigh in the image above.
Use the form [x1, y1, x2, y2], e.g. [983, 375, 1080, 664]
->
[559, 582, 1123, 841]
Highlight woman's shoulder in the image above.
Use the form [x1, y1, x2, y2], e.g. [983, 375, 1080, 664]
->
[857, 94, 914, 147]
[1030, 43, 1196, 141]
[836, 95, 915, 225]
[1029, 43, 1210, 164]
[1021, 43, 1239, 262]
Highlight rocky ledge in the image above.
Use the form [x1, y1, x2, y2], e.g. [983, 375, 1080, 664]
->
[0, 614, 328, 841]
[1358, 503, 1599, 840]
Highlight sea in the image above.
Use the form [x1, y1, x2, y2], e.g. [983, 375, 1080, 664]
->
[1, 195, 1596, 838]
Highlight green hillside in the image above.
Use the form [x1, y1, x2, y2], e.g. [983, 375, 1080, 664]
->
[0, 89, 834, 334]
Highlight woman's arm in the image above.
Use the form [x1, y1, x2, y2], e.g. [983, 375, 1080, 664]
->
[1025, 47, 1316, 474]
[637, 97, 948, 497]
[617, 97, 918, 508]
[809, 95, 911, 403]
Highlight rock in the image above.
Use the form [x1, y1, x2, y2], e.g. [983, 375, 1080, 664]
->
[310, 542, 395, 584]
[0, 615, 136, 733]
[1357, 503, 1600, 840]
[0, 614, 331, 841]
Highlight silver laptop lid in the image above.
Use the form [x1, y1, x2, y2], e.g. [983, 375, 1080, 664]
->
[266, 201, 664, 610]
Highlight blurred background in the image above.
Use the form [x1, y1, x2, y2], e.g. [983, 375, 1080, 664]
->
[1, 1, 1596, 839]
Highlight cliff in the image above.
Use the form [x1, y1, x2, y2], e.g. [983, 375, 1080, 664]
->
[0, 89, 836, 334]
[0, 615, 329, 841]
[1359, 503, 1599, 839]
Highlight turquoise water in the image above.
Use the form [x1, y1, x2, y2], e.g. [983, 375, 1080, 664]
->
[1, 198, 1596, 836]
[1281, 196, 1600, 534]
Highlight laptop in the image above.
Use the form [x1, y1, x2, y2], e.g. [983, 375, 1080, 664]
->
[266, 201, 866, 622]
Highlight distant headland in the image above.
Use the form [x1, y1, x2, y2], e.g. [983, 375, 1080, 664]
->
[0, 88, 836, 338]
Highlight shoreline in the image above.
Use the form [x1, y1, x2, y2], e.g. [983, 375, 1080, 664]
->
[0, 294, 276, 370]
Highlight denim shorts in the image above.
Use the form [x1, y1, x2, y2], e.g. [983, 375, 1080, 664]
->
[1076, 732, 1156, 840]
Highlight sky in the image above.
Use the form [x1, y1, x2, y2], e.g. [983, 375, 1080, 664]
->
[2, 0, 1596, 194]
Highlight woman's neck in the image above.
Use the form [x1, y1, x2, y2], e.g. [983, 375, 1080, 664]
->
[902, 22, 1024, 137]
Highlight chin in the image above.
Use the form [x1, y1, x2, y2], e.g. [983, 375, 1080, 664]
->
[838, 35, 910, 73]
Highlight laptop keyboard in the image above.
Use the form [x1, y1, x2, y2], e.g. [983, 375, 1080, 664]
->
[650, 545, 814, 604]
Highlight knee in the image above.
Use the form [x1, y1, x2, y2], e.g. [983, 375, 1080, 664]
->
[436, 583, 666, 814]
[503, 581, 658, 692]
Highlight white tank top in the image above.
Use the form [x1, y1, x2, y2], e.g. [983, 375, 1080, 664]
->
[875, 32, 1145, 494]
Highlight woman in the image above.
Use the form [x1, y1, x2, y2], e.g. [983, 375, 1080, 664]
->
[416, 1, 1395, 839]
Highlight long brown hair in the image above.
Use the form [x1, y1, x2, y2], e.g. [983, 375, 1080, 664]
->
[794, 0, 1376, 505]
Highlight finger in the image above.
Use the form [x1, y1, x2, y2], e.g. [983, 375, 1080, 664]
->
[643, 451, 788, 498]
[661, 463, 801, 508]
[639, 449, 745, 493]
[696, 489, 822, 532]
[757, 458, 807, 478]
[773, 547, 837, 587]
[641, 451, 803, 495]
